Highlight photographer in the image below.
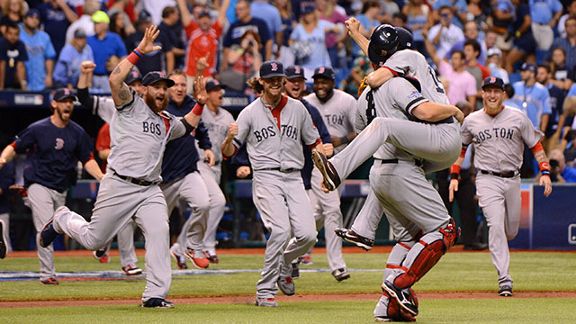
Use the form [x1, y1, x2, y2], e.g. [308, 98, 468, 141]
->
[219, 30, 263, 92]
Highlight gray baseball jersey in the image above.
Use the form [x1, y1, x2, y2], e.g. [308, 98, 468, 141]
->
[460, 105, 542, 289]
[304, 90, 357, 154]
[384, 49, 450, 105]
[233, 96, 320, 169]
[107, 90, 186, 182]
[199, 106, 235, 166]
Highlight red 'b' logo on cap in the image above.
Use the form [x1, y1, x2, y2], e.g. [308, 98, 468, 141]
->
[319, 67, 325, 73]
[490, 77, 496, 83]
[270, 63, 278, 71]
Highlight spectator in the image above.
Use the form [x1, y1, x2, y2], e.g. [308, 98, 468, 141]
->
[0, 22, 28, 90]
[402, 0, 433, 56]
[37, 0, 78, 55]
[549, 47, 575, 91]
[352, 1, 380, 59]
[380, 0, 400, 23]
[465, 0, 489, 32]
[505, 0, 536, 73]
[87, 10, 127, 93]
[513, 63, 551, 133]
[108, 0, 138, 24]
[529, 0, 563, 53]
[537, 64, 567, 153]
[139, 0, 175, 25]
[341, 55, 373, 97]
[503, 83, 524, 110]
[486, 48, 510, 84]
[251, 0, 283, 53]
[315, 0, 347, 70]
[54, 29, 94, 88]
[391, 12, 408, 30]
[124, 12, 164, 76]
[289, 6, 338, 80]
[0, 0, 27, 36]
[447, 21, 487, 65]
[558, 0, 576, 38]
[432, 0, 467, 28]
[222, 0, 272, 67]
[19, 9, 56, 91]
[426, 6, 464, 60]
[65, 0, 100, 43]
[489, 0, 515, 52]
[219, 30, 263, 92]
[274, 0, 297, 66]
[464, 39, 491, 94]
[551, 16, 576, 72]
[429, 47, 477, 107]
[109, 11, 135, 46]
[158, 6, 184, 74]
[178, 0, 228, 91]
[547, 148, 576, 182]
[564, 128, 576, 165]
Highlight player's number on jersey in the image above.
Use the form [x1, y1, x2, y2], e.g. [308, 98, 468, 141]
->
[365, 91, 376, 125]
[428, 66, 445, 94]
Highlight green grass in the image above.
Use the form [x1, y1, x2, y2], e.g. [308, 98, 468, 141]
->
[1, 251, 575, 323]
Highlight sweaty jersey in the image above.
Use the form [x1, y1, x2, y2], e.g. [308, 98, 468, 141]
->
[233, 96, 320, 171]
[356, 77, 429, 161]
[304, 89, 357, 154]
[461, 106, 542, 173]
[382, 49, 450, 105]
[107, 90, 186, 182]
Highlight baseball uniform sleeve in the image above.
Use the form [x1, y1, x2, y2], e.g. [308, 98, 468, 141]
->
[195, 121, 213, 150]
[231, 144, 250, 167]
[303, 100, 331, 143]
[169, 117, 187, 140]
[13, 125, 37, 153]
[233, 108, 251, 148]
[115, 89, 137, 112]
[300, 105, 321, 146]
[520, 112, 543, 148]
[354, 88, 369, 132]
[392, 78, 429, 115]
[460, 117, 474, 146]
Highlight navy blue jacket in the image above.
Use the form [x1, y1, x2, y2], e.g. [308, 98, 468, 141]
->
[162, 96, 212, 184]
[0, 161, 15, 213]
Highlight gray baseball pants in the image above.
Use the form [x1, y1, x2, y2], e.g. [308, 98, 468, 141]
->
[0, 213, 12, 254]
[197, 162, 226, 255]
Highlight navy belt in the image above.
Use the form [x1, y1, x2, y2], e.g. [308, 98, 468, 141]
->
[376, 158, 424, 167]
[113, 171, 159, 186]
[478, 169, 517, 178]
[256, 168, 300, 173]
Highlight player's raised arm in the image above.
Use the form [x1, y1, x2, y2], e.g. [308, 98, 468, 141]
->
[448, 145, 469, 202]
[109, 25, 161, 107]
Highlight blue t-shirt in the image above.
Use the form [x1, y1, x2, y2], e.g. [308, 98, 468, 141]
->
[0, 38, 28, 88]
[87, 32, 127, 76]
[529, 0, 562, 25]
[290, 20, 335, 70]
[38, 2, 72, 54]
[54, 43, 94, 87]
[433, 0, 467, 28]
[19, 26, 56, 91]
[162, 96, 212, 184]
[512, 81, 552, 128]
[251, 2, 282, 43]
[567, 84, 576, 97]
[13, 118, 93, 192]
[223, 17, 271, 59]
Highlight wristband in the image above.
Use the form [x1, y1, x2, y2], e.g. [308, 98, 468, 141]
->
[127, 51, 140, 65]
[133, 48, 144, 58]
[450, 173, 460, 180]
[541, 170, 551, 177]
[450, 164, 461, 175]
[538, 161, 551, 172]
[192, 103, 204, 116]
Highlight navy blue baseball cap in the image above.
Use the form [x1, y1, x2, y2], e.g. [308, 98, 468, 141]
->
[312, 66, 335, 80]
[520, 63, 536, 73]
[52, 88, 78, 102]
[481, 76, 505, 90]
[26, 9, 41, 19]
[142, 71, 175, 87]
[285, 65, 307, 80]
[259, 61, 285, 79]
[205, 79, 226, 92]
[125, 68, 142, 85]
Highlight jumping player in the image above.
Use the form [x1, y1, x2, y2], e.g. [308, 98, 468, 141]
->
[0, 88, 104, 284]
[222, 61, 326, 307]
[39, 25, 204, 308]
[449, 77, 552, 297]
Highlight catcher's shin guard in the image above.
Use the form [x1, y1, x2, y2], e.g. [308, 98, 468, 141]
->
[391, 219, 459, 289]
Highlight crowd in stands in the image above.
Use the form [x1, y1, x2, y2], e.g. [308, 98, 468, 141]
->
[1, 0, 576, 253]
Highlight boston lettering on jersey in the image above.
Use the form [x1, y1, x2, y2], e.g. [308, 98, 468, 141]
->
[473, 127, 514, 144]
[324, 114, 345, 126]
[142, 121, 162, 136]
[253, 124, 299, 142]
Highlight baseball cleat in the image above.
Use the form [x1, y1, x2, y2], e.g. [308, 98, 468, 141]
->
[255, 297, 278, 307]
[40, 206, 68, 248]
[291, 262, 300, 279]
[298, 253, 313, 265]
[0, 221, 6, 259]
[498, 285, 513, 297]
[141, 298, 174, 308]
[185, 248, 209, 269]
[170, 245, 188, 270]
[332, 268, 351, 282]
[312, 150, 341, 191]
[40, 277, 59, 285]
[335, 228, 374, 251]
[277, 275, 295, 296]
[93, 248, 110, 263]
[122, 264, 143, 276]
[382, 281, 419, 316]
[203, 251, 220, 264]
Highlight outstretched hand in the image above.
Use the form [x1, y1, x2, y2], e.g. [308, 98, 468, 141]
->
[80, 61, 96, 74]
[193, 76, 208, 105]
[137, 25, 161, 55]
[540, 175, 552, 197]
[345, 17, 361, 37]
[448, 179, 459, 202]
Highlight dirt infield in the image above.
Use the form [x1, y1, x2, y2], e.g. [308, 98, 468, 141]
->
[1, 291, 576, 308]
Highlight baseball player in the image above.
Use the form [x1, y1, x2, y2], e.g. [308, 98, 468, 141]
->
[0, 88, 104, 284]
[196, 79, 233, 263]
[0, 159, 15, 259]
[78, 63, 142, 275]
[222, 61, 326, 307]
[39, 25, 204, 308]
[303, 66, 356, 280]
[162, 70, 215, 270]
[449, 77, 553, 297]
[327, 24, 462, 248]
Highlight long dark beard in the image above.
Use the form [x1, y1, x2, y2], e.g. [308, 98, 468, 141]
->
[145, 93, 168, 112]
[56, 108, 70, 122]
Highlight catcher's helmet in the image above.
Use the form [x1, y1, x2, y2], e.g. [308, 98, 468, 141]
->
[368, 24, 399, 66]
[396, 27, 414, 51]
